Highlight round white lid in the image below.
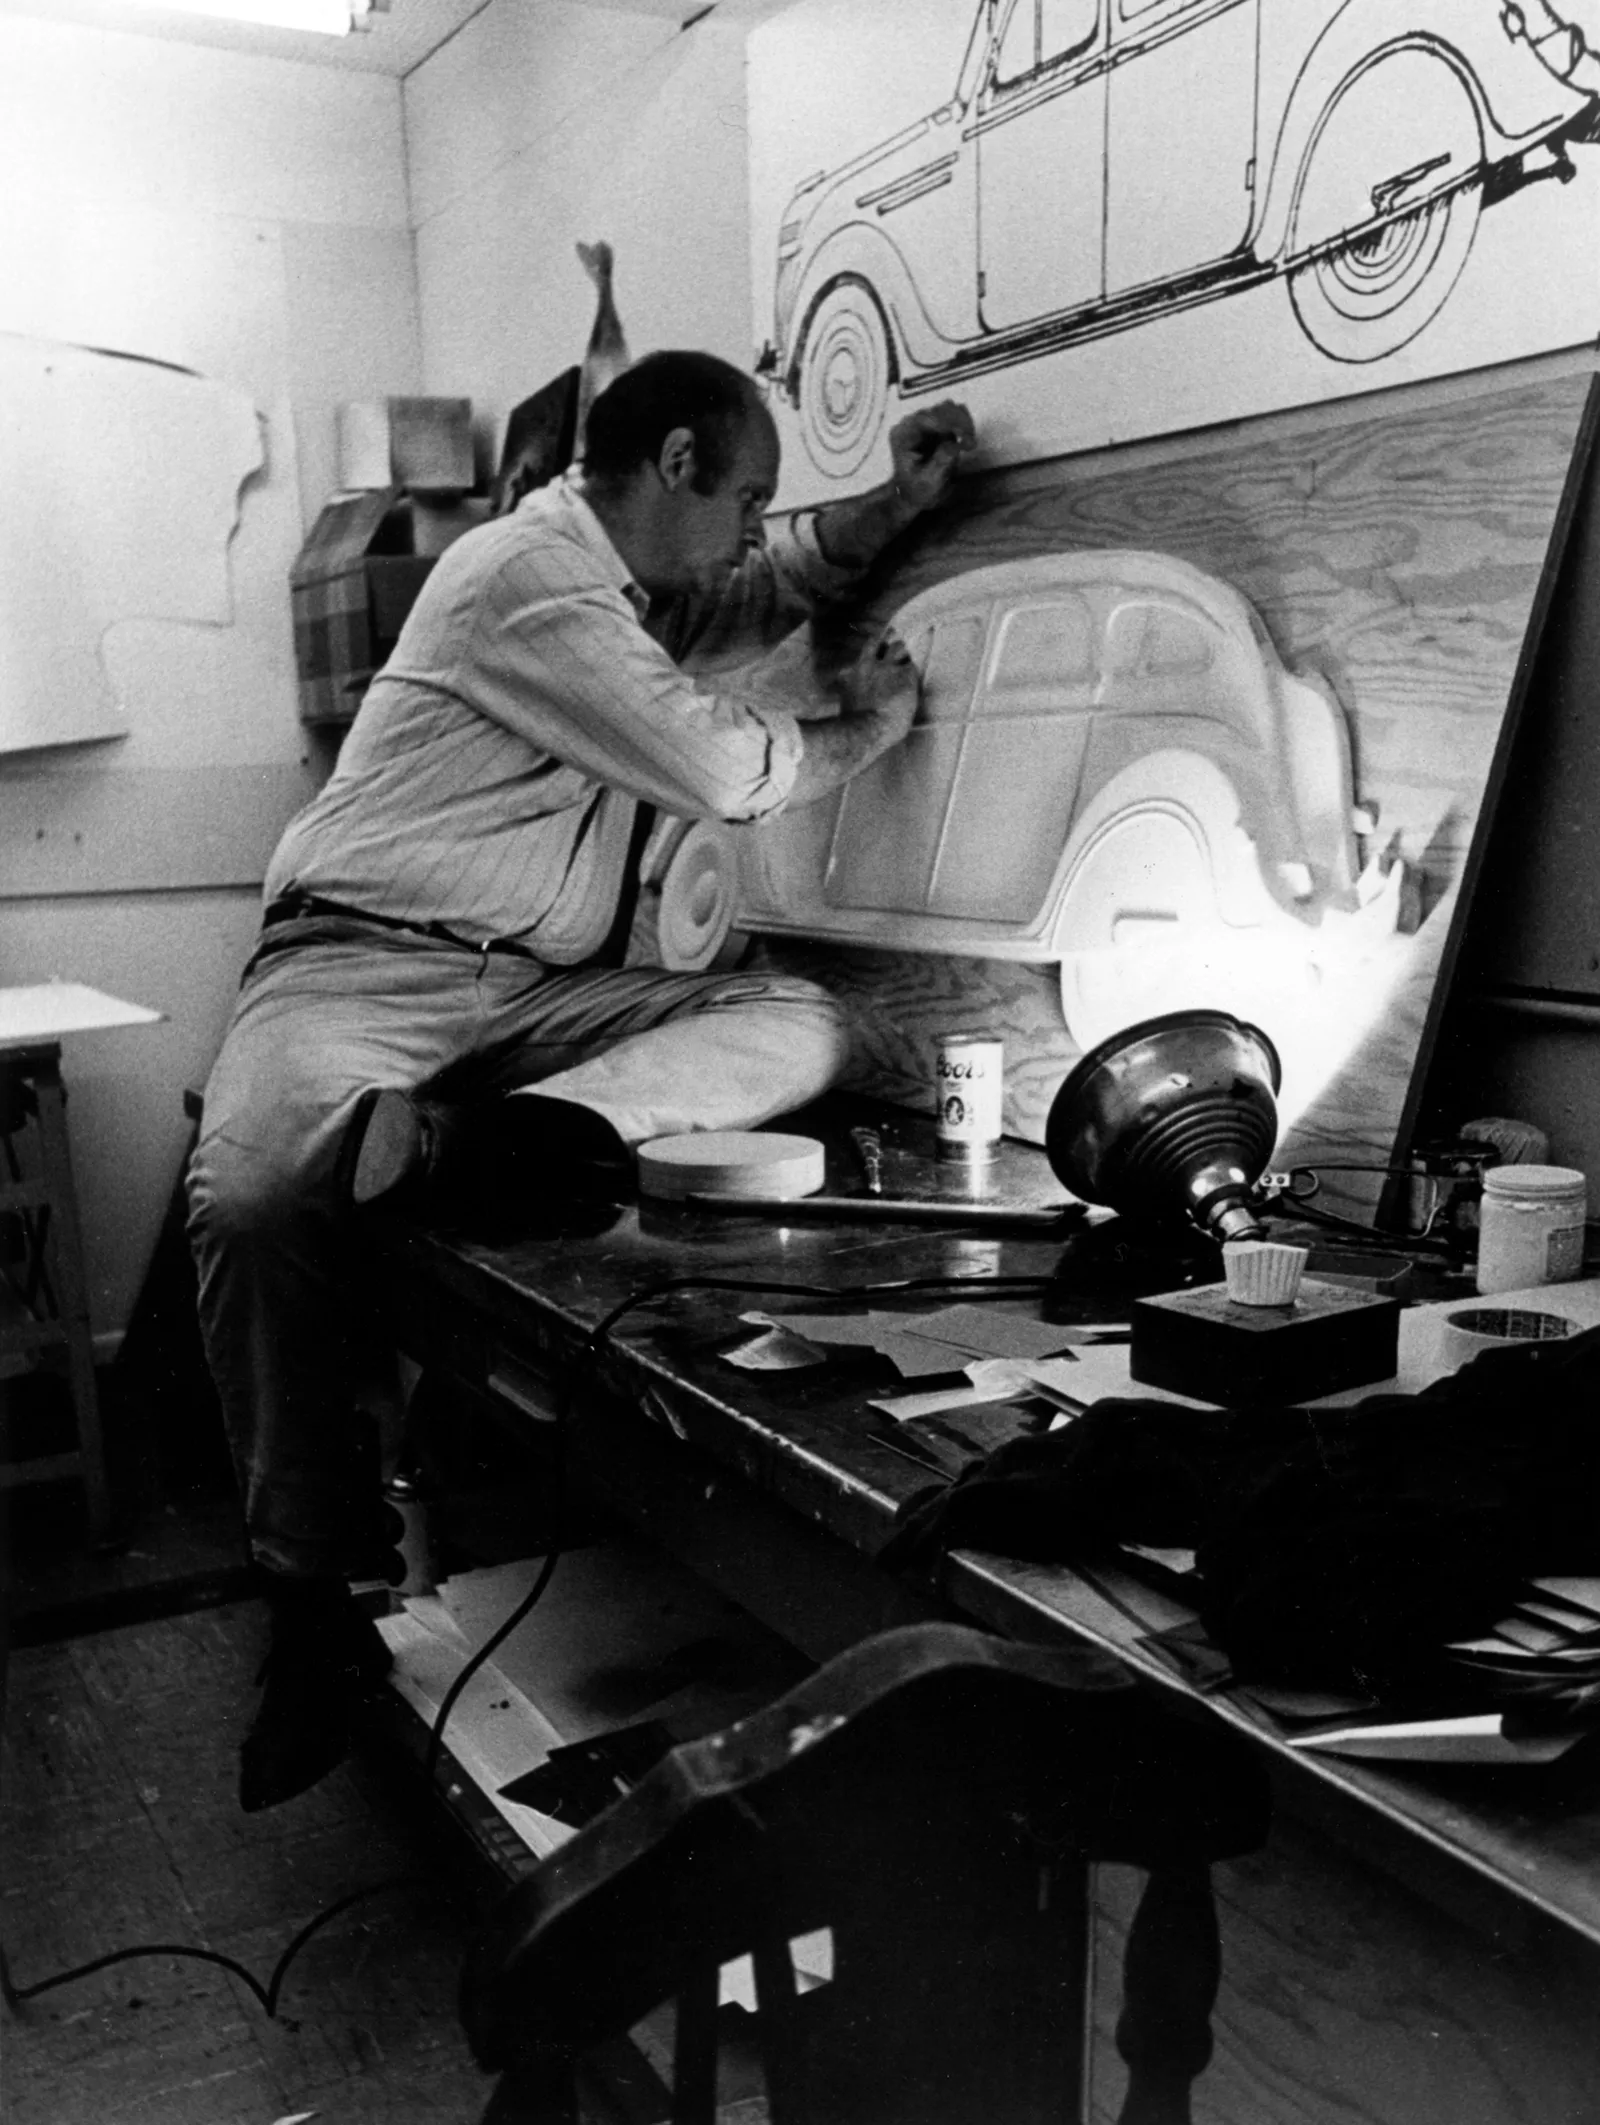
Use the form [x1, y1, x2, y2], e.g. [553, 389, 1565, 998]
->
[637, 1131, 826, 1201]
[1481, 1163, 1586, 1199]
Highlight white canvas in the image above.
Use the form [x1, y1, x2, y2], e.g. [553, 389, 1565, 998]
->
[749, 0, 1600, 505]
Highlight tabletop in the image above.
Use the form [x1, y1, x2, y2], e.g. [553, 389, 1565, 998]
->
[363, 1095, 1600, 1958]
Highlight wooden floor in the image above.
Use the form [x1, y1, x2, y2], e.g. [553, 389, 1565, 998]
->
[2, 1585, 494, 2125]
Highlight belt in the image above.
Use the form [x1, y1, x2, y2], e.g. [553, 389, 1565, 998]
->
[260, 892, 542, 962]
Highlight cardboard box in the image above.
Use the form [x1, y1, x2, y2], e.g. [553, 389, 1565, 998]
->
[337, 397, 474, 495]
[290, 488, 434, 726]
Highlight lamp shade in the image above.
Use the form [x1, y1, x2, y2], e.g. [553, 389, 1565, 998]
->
[1046, 1010, 1281, 1244]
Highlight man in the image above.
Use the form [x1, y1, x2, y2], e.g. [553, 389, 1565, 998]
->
[187, 350, 975, 1810]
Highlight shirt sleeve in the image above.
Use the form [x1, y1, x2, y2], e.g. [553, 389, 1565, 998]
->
[664, 508, 866, 671]
[455, 552, 804, 824]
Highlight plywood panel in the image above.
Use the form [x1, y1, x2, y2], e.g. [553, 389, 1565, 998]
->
[1088, 1825, 1600, 2125]
[759, 359, 1597, 1218]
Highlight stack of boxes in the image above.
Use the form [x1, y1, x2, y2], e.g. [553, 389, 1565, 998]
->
[290, 396, 480, 726]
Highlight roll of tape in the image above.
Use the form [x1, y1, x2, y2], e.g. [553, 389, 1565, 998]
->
[1439, 1305, 1578, 1372]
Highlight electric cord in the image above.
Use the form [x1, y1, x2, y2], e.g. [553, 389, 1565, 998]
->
[0, 1268, 1056, 2027]
[1262, 1162, 1457, 1256]
[0, 1877, 430, 2020]
[419, 1268, 1060, 1782]
[8, 1210, 1433, 2017]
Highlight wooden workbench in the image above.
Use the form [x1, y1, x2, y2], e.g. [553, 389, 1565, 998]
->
[361, 1104, 1600, 2125]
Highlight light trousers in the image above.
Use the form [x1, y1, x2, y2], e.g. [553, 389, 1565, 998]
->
[186, 913, 848, 1575]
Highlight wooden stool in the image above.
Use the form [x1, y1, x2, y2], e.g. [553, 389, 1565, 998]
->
[0, 1041, 111, 1543]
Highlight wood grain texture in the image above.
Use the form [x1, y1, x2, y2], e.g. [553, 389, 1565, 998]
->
[759, 361, 1596, 1220]
[1089, 1827, 1600, 2125]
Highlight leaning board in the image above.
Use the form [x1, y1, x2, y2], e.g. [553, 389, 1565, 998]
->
[751, 355, 1598, 1221]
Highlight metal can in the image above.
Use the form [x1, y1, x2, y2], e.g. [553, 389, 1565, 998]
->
[934, 1033, 1003, 1162]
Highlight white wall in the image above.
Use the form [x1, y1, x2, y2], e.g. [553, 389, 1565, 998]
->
[0, 12, 421, 1341]
[405, 0, 756, 473]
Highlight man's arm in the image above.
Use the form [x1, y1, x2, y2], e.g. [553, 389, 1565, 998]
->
[811, 400, 976, 572]
[786, 633, 918, 807]
[672, 400, 977, 671]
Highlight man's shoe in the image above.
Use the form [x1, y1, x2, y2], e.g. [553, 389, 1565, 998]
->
[239, 1572, 392, 1813]
[345, 1087, 631, 1215]
[346, 1087, 452, 1209]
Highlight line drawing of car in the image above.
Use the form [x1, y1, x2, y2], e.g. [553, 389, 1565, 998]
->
[758, 0, 1600, 477]
[731, 552, 1406, 1051]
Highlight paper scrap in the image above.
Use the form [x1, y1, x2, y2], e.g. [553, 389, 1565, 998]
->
[722, 1325, 828, 1371]
[1530, 1577, 1600, 1618]
[748, 1310, 889, 1351]
[872, 1331, 974, 1379]
[377, 1608, 574, 1857]
[1286, 1713, 1589, 1765]
[1482, 1615, 1576, 1656]
[897, 1304, 1080, 1363]
[1517, 1596, 1600, 1636]
[870, 1356, 1086, 1423]
[1003, 1357, 1087, 1408]
[1119, 1544, 1198, 1577]
[753, 1312, 971, 1379]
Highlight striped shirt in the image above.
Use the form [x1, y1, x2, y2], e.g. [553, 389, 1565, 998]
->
[266, 476, 856, 963]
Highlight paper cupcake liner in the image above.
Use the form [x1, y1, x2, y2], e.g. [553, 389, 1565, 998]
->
[1222, 1241, 1308, 1307]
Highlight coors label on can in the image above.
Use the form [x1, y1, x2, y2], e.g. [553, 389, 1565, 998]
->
[935, 1033, 1003, 1160]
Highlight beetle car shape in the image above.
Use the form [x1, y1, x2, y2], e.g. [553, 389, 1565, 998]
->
[732, 551, 1405, 1050]
[762, 0, 1600, 476]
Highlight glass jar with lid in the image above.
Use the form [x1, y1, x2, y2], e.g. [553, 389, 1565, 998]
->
[1475, 1164, 1587, 1296]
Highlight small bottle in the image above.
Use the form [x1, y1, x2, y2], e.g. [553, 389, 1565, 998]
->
[1475, 1164, 1587, 1296]
[384, 1470, 438, 1598]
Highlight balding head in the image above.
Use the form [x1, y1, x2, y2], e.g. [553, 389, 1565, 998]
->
[582, 350, 771, 497]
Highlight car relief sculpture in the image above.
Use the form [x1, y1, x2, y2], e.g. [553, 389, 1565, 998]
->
[731, 554, 1406, 1059]
[758, 0, 1600, 479]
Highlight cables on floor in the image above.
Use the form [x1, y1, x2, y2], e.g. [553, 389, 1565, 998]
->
[3, 1267, 1057, 2019]
[0, 1878, 431, 2020]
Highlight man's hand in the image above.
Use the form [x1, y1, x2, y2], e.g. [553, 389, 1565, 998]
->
[787, 631, 920, 807]
[812, 401, 978, 571]
[838, 629, 918, 745]
[888, 400, 977, 517]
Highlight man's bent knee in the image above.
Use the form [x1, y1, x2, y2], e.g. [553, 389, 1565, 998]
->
[186, 1116, 342, 1250]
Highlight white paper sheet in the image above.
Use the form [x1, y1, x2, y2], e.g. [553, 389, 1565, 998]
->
[0, 334, 261, 751]
[0, 981, 161, 1048]
[750, 0, 1600, 508]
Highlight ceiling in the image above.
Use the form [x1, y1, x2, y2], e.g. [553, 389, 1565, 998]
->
[0, 0, 787, 77]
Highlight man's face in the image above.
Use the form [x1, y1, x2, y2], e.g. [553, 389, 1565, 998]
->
[665, 412, 781, 597]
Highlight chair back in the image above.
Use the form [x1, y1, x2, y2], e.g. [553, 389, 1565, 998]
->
[462, 1622, 1269, 2125]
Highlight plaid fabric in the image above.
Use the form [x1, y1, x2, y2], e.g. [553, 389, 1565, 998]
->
[290, 490, 433, 726]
